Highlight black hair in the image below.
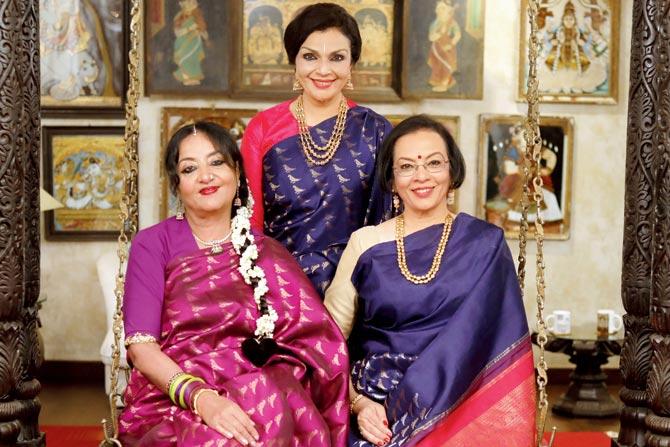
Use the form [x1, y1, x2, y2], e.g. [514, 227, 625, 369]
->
[377, 115, 465, 192]
[284, 3, 362, 65]
[164, 121, 249, 215]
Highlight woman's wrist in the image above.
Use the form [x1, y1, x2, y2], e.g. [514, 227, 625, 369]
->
[350, 393, 365, 414]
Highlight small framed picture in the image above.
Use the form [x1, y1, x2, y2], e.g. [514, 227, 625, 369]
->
[477, 114, 574, 240]
[386, 114, 461, 211]
[42, 126, 126, 240]
[40, 0, 128, 116]
[401, 0, 485, 99]
[518, 0, 620, 104]
[230, 0, 401, 101]
[144, 0, 231, 96]
[159, 107, 257, 219]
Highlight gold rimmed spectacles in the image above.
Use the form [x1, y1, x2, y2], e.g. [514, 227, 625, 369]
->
[393, 157, 449, 177]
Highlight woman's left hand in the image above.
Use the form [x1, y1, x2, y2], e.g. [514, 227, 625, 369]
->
[354, 396, 393, 446]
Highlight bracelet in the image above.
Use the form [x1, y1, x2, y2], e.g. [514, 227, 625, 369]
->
[178, 376, 205, 408]
[166, 371, 186, 394]
[192, 388, 219, 417]
[169, 374, 191, 403]
[350, 393, 365, 414]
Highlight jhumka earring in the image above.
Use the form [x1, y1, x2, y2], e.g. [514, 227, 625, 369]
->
[393, 193, 401, 214]
[176, 199, 185, 220]
[233, 178, 242, 207]
[292, 78, 303, 91]
[447, 190, 455, 206]
[345, 78, 354, 90]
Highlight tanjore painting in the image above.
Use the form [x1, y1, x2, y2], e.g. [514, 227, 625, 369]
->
[402, 0, 485, 99]
[159, 108, 257, 218]
[145, 0, 230, 96]
[43, 127, 126, 240]
[477, 115, 574, 240]
[40, 0, 127, 112]
[518, 0, 619, 104]
[233, 0, 399, 101]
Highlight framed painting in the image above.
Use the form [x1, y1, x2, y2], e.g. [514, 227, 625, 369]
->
[230, 0, 401, 101]
[42, 126, 126, 240]
[386, 114, 461, 211]
[159, 107, 257, 218]
[40, 0, 128, 116]
[518, 0, 620, 104]
[402, 0, 485, 99]
[145, 0, 231, 96]
[477, 115, 574, 240]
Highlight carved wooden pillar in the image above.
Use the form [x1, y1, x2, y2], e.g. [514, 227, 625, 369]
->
[0, 0, 44, 445]
[618, 1, 660, 446]
[645, 2, 670, 446]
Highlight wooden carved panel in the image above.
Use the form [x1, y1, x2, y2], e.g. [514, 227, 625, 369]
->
[0, 0, 43, 445]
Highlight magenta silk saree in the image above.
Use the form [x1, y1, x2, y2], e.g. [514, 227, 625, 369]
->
[119, 232, 349, 446]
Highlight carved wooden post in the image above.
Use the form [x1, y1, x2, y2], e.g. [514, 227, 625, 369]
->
[645, 3, 670, 446]
[618, 1, 660, 445]
[0, 0, 44, 445]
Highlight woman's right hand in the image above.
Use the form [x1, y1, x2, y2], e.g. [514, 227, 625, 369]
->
[197, 392, 260, 446]
[354, 396, 393, 446]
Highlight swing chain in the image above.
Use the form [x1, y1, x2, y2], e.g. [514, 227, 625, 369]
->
[101, 0, 141, 444]
[523, 1, 550, 445]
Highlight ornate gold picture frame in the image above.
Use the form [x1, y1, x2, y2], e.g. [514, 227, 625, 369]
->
[401, 0, 485, 100]
[159, 107, 257, 219]
[42, 126, 126, 240]
[477, 114, 574, 240]
[518, 0, 620, 104]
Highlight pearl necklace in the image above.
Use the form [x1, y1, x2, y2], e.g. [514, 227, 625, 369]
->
[294, 95, 348, 165]
[193, 229, 232, 255]
[395, 214, 453, 284]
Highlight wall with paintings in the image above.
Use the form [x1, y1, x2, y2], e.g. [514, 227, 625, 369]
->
[39, 0, 632, 371]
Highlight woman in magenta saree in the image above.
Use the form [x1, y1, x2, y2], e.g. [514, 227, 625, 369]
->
[242, 4, 391, 297]
[325, 116, 535, 446]
[120, 122, 348, 446]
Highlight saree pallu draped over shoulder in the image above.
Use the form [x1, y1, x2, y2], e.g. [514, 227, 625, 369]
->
[348, 215, 535, 447]
[119, 234, 349, 446]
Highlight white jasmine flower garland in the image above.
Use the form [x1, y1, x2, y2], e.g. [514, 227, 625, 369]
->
[231, 192, 278, 339]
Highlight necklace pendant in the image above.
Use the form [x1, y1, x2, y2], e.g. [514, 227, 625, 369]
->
[210, 244, 223, 255]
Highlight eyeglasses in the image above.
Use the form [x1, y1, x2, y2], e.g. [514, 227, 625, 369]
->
[393, 158, 449, 177]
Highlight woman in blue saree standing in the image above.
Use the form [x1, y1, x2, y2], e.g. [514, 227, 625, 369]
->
[241, 3, 391, 297]
[325, 116, 536, 446]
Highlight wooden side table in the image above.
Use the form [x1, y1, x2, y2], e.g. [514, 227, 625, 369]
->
[532, 328, 623, 418]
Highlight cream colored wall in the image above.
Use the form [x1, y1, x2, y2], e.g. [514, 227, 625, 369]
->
[39, 1, 632, 367]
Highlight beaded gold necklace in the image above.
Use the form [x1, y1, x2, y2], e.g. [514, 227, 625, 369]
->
[395, 213, 453, 284]
[294, 95, 348, 165]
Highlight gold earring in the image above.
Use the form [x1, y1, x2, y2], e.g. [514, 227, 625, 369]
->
[292, 78, 303, 91]
[393, 193, 401, 215]
[447, 190, 455, 206]
[345, 78, 354, 90]
[176, 199, 185, 220]
[234, 178, 242, 207]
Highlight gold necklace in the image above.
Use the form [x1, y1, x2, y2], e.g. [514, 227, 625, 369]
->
[193, 229, 232, 255]
[295, 95, 348, 165]
[395, 214, 453, 284]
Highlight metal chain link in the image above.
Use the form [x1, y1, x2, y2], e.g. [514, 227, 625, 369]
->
[522, 1, 551, 445]
[100, 0, 141, 444]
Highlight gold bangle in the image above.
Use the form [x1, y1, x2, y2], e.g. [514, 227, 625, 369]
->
[192, 388, 218, 417]
[350, 393, 365, 414]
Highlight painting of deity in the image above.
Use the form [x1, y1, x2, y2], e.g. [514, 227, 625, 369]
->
[43, 126, 126, 240]
[159, 108, 257, 218]
[477, 115, 574, 240]
[145, 0, 230, 96]
[518, 0, 620, 104]
[40, 0, 128, 114]
[402, 0, 485, 99]
[232, 0, 399, 101]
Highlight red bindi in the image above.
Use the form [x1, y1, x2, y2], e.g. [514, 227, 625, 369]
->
[417, 155, 422, 159]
